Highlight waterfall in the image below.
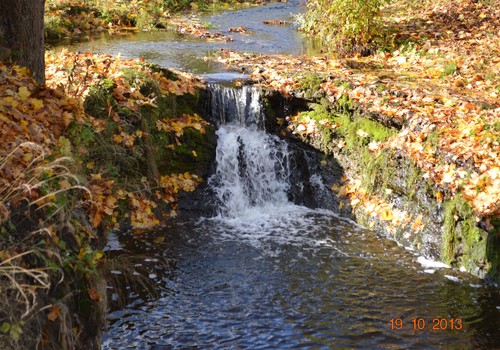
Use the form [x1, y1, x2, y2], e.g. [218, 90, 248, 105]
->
[208, 84, 265, 129]
[208, 84, 291, 218]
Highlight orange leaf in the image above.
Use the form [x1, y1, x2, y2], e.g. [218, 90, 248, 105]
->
[47, 305, 61, 321]
[88, 288, 102, 302]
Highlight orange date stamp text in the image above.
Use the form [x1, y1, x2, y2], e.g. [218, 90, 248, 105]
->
[389, 318, 463, 331]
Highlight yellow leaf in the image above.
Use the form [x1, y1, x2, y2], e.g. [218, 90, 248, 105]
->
[154, 236, 165, 243]
[30, 98, 44, 111]
[3, 96, 18, 108]
[20, 119, 29, 132]
[62, 111, 74, 126]
[92, 212, 102, 227]
[18, 86, 31, 101]
[411, 215, 424, 231]
[22, 152, 33, 162]
[94, 251, 104, 262]
[381, 209, 394, 221]
[435, 191, 443, 202]
[113, 134, 123, 144]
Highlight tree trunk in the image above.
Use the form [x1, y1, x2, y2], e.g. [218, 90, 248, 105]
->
[0, 0, 46, 84]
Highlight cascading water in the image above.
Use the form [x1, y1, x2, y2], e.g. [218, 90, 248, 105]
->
[208, 84, 265, 128]
[209, 126, 290, 217]
[208, 84, 292, 218]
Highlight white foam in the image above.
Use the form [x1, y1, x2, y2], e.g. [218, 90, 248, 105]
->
[417, 256, 450, 269]
[103, 231, 123, 252]
[200, 204, 348, 257]
[444, 275, 460, 282]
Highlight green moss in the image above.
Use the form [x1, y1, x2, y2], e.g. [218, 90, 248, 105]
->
[333, 112, 395, 150]
[440, 61, 458, 78]
[442, 195, 487, 272]
[426, 131, 440, 150]
[362, 149, 394, 195]
[486, 217, 500, 280]
[156, 126, 216, 175]
[335, 93, 354, 113]
[296, 100, 399, 199]
[294, 73, 325, 99]
[403, 159, 421, 201]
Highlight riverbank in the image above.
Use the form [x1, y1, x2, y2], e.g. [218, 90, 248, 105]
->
[0, 50, 215, 348]
[2, 1, 290, 346]
[212, 0, 500, 280]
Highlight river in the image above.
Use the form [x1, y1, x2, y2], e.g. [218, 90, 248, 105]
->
[64, 1, 500, 349]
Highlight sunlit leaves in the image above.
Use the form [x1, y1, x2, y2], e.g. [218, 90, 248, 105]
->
[156, 113, 209, 140]
[342, 177, 425, 234]
[44, 51, 207, 230]
[0, 62, 89, 230]
[45, 50, 204, 104]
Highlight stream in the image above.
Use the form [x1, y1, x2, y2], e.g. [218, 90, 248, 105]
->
[65, 1, 500, 349]
[62, 0, 318, 76]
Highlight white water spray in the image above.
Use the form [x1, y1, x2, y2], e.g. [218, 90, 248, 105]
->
[208, 84, 291, 218]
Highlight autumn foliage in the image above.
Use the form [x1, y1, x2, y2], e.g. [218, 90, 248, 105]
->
[1, 53, 207, 234]
[44, 50, 207, 229]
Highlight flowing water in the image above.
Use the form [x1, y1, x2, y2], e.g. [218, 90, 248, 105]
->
[61, 0, 318, 76]
[63, 1, 500, 348]
[101, 85, 500, 349]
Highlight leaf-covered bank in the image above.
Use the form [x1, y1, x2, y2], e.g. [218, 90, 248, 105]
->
[0, 52, 213, 348]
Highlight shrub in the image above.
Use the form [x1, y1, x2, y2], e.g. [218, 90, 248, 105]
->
[298, 0, 391, 56]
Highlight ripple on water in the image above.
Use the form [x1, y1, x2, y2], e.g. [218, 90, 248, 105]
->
[102, 209, 500, 349]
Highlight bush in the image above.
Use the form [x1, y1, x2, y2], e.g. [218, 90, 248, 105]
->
[298, 0, 391, 56]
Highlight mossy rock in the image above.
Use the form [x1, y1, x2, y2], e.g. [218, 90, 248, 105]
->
[442, 195, 490, 277]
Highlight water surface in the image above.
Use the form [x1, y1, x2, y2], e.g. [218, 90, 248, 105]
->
[62, 0, 316, 75]
[102, 212, 500, 349]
